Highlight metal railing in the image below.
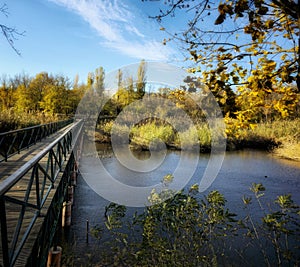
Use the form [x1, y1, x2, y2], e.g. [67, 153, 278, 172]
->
[0, 119, 84, 267]
[0, 119, 73, 162]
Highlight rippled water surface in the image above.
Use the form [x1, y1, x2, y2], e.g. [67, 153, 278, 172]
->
[90, 146, 300, 206]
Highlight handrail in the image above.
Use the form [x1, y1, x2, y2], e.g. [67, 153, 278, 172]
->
[0, 119, 84, 267]
[0, 119, 74, 162]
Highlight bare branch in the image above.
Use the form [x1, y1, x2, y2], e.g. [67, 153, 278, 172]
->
[0, 3, 9, 16]
[149, 0, 185, 20]
[0, 3, 24, 56]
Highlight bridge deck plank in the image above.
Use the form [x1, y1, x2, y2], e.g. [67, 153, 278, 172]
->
[0, 124, 74, 266]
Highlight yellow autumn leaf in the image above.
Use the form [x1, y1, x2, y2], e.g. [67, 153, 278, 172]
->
[280, 54, 287, 61]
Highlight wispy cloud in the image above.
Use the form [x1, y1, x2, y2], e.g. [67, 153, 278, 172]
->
[49, 0, 174, 60]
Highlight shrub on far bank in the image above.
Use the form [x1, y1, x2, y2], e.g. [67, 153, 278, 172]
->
[131, 123, 176, 148]
[96, 118, 300, 156]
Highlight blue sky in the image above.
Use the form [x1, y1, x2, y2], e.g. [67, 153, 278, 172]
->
[0, 0, 180, 83]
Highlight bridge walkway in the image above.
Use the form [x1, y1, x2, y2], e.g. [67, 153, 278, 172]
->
[0, 121, 81, 266]
[0, 123, 73, 182]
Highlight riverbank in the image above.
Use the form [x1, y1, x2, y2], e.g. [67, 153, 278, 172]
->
[244, 119, 300, 161]
[94, 118, 300, 161]
[273, 141, 300, 161]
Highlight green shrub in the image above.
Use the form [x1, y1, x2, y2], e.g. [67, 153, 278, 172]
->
[110, 123, 131, 144]
[176, 126, 200, 149]
[91, 182, 300, 266]
[130, 122, 176, 148]
[101, 120, 113, 135]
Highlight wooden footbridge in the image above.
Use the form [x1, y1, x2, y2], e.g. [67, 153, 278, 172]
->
[0, 119, 84, 267]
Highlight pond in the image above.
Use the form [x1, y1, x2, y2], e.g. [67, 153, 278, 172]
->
[82, 144, 300, 209]
[62, 146, 300, 265]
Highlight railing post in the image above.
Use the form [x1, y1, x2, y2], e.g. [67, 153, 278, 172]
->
[0, 197, 10, 267]
[4, 150, 8, 162]
[46, 246, 62, 267]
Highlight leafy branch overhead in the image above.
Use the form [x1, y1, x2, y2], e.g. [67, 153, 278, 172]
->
[0, 3, 24, 55]
[152, 0, 300, 125]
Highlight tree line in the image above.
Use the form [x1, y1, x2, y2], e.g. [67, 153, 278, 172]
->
[0, 72, 82, 115]
[1, 60, 299, 125]
[0, 60, 147, 119]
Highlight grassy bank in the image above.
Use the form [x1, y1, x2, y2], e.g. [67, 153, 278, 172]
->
[256, 119, 300, 161]
[0, 109, 67, 132]
[96, 118, 300, 159]
[98, 119, 215, 152]
[228, 119, 300, 160]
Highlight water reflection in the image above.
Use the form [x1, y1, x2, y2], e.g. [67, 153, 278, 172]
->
[92, 144, 300, 206]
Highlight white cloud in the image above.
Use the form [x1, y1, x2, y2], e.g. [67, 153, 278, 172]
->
[108, 40, 172, 61]
[49, 0, 174, 61]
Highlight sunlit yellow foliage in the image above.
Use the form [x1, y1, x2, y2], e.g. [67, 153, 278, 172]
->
[154, 0, 300, 130]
